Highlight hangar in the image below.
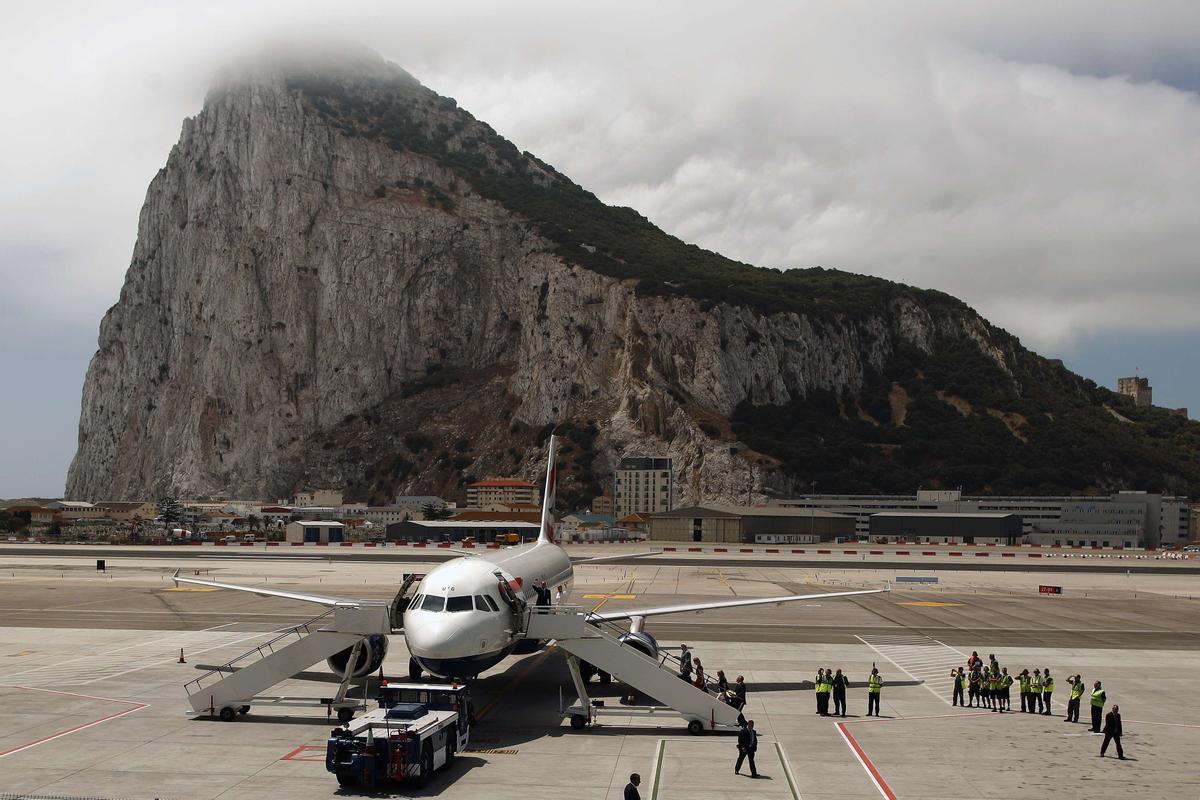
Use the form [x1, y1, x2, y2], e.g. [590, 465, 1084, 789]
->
[868, 511, 1023, 544]
[648, 505, 855, 544]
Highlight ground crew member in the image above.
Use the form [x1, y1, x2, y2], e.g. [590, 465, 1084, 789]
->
[1100, 704, 1125, 759]
[989, 653, 999, 676]
[1041, 669, 1054, 716]
[832, 668, 849, 717]
[1089, 680, 1107, 733]
[982, 667, 994, 710]
[1000, 667, 1013, 711]
[815, 668, 826, 715]
[1019, 669, 1031, 712]
[1066, 674, 1084, 723]
[952, 667, 966, 707]
[735, 719, 759, 777]
[1030, 669, 1044, 714]
[818, 668, 832, 716]
[989, 668, 1003, 712]
[968, 668, 981, 708]
[867, 668, 883, 716]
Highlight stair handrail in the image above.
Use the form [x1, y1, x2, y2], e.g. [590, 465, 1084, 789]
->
[183, 607, 338, 695]
[583, 612, 724, 696]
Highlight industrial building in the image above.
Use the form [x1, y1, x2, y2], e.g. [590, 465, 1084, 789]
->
[615, 457, 674, 517]
[285, 520, 346, 543]
[868, 512, 1023, 544]
[648, 505, 854, 544]
[773, 490, 1190, 548]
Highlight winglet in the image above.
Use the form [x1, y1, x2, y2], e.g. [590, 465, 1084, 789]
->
[538, 433, 558, 543]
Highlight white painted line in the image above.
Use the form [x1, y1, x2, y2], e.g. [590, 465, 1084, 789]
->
[855, 634, 950, 706]
[836, 722, 894, 800]
[0, 686, 148, 759]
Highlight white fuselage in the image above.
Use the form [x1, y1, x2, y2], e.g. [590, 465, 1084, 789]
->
[402, 540, 573, 677]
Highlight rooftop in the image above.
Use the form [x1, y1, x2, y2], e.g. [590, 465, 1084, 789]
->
[468, 479, 537, 488]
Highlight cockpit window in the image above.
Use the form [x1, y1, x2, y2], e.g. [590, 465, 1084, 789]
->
[420, 595, 445, 612]
[483, 595, 500, 612]
[446, 596, 473, 613]
[474, 595, 490, 611]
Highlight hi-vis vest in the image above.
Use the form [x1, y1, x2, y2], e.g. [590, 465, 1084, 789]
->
[869, 675, 883, 693]
[1071, 682, 1085, 700]
[989, 675, 999, 690]
[1091, 688, 1106, 707]
[1001, 674, 1013, 689]
[816, 675, 829, 693]
[960, 674, 969, 690]
[1043, 676, 1054, 693]
[1031, 676, 1043, 693]
[1020, 676, 1030, 692]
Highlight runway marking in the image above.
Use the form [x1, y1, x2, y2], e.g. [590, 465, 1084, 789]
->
[581, 594, 636, 600]
[280, 745, 326, 761]
[649, 738, 665, 799]
[854, 634, 968, 706]
[775, 741, 802, 799]
[161, 587, 219, 592]
[836, 721, 896, 800]
[896, 601, 962, 607]
[0, 685, 147, 759]
[474, 647, 555, 721]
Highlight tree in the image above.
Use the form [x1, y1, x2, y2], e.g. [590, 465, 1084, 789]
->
[5, 510, 31, 532]
[421, 502, 452, 521]
[247, 514, 261, 531]
[156, 497, 184, 527]
[47, 521, 63, 537]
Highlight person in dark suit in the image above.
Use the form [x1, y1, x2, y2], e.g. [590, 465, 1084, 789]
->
[1101, 705, 1125, 759]
[624, 773, 642, 799]
[832, 668, 849, 717]
[735, 719, 759, 777]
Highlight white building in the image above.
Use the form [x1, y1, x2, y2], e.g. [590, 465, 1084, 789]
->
[292, 489, 344, 507]
[614, 457, 674, 517]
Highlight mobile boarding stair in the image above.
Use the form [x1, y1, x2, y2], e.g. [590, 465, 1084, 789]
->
[183, 601, 393, 722]
[523, 606, 742, 734]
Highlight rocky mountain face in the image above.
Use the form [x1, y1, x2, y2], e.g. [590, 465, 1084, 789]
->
[67, 50, 1200, 505]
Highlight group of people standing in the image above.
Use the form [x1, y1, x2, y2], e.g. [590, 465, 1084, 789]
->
[812, 666, 885, 717]
[954, 651, 1125, 758]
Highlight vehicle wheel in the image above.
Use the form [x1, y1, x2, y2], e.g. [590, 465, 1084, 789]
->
[337, 707, 354, 723]
[570, 714, 587, 730]
[598, 670, 612, 685]
[335, 772, 357, 787]
[409, 656, 423, 680]
[238, 705, 250, 715]
[414, 741, 434, 787]
[687, 719, 704, 735]
[218, 706, 237, 722]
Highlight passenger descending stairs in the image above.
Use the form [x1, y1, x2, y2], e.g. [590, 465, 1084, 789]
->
[183, 602, 391, 718]
[524, 607, 742, 730]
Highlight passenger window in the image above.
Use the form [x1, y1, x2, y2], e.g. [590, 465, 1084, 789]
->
[420, 595, 446, 612]
[446, 596, 473, 613]
[483, 595, 500, 612]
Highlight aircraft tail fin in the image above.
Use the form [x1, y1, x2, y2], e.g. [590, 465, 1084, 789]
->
[538, 433, 558, 543]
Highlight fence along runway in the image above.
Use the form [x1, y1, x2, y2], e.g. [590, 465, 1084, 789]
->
[854, 633, 968, 704]
[0, 626, 280, 686]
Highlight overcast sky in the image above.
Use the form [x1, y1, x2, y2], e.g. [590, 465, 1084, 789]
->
[3, 1, 1199, 497]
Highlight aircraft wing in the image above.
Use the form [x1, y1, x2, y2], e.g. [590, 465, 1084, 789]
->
[172, 570, 357, 607]
[587, 586, 887, 622]
[572, 549, 663, 565]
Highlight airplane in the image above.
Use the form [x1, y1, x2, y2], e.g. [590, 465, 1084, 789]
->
[174, 434, 887, 681]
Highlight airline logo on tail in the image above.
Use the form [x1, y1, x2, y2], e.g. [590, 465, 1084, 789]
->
[538, 433, 558, 543]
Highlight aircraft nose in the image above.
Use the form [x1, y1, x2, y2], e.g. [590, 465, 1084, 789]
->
[405, 614, 504, 659]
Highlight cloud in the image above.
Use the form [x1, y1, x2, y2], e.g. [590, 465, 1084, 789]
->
[2, 0, 1200, 493]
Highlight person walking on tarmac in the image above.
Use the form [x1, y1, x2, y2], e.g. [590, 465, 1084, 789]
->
[1000, 667, 1013, 711]
[1041, 669, 1055, 716]
[1030, 669, 1044, 714]
[1101, 704, 1125, 759]
[1089, 680, 1107, 733]
[867, 667, 883, 716]
[952, 667, 966, 707]
[832, 668, 849, 717]
[735, 720, 760, 777]
[1065, 675, 1084, 723]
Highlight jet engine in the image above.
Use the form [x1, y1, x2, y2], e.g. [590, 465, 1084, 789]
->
[326, 634, 389, 678]
[617, 630, 659, 660]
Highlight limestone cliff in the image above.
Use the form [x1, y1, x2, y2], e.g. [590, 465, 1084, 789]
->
[67, 50, 1200, 504]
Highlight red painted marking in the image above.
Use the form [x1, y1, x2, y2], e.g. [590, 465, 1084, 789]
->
[280, 745, 327, 762]
[1002, 552, 1015, 558]
[364, 542, 376, 547]
[843, 550, 857, 554]
[0, 687, 146, 759]
[870, 550, 884, 555]
[290, 542, 304, 546]
[340, 542, 353, 546]
[1028, 553, 1042, 558]
[765, 548, 779, 553]
[921, 551, 936, 556]
[817, 549, 831, 554]
[949, 552, 963, 556]
[438, 543, 451, 548]
[895, 551, 909, 555]
[714, 548, 727, 553]
[664, 547, 677, 552]
[740, 548, 753, 553]
[836, 722, 897, 800]
[688, 547, 702, 552]
[791, 549, 806, 554]
[975, 552, 989, 557]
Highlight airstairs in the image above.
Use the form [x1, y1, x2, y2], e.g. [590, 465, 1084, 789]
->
[523, 606, 742, 733]
[183, 602, 392, 721]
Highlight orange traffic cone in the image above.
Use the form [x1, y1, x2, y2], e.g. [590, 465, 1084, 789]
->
[178, 648, 186, 664]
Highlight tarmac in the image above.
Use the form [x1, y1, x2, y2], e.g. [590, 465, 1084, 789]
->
[0, 545, 1197, 799]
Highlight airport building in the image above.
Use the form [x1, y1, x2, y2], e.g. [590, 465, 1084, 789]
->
[772, 490, 1190, 548]
[648, 505, 854, 544]
[285, 520, 346, 543]
[385, 519, 540, 543]
[868, 512, 1023, 544]
[614, 457, 674, 517]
